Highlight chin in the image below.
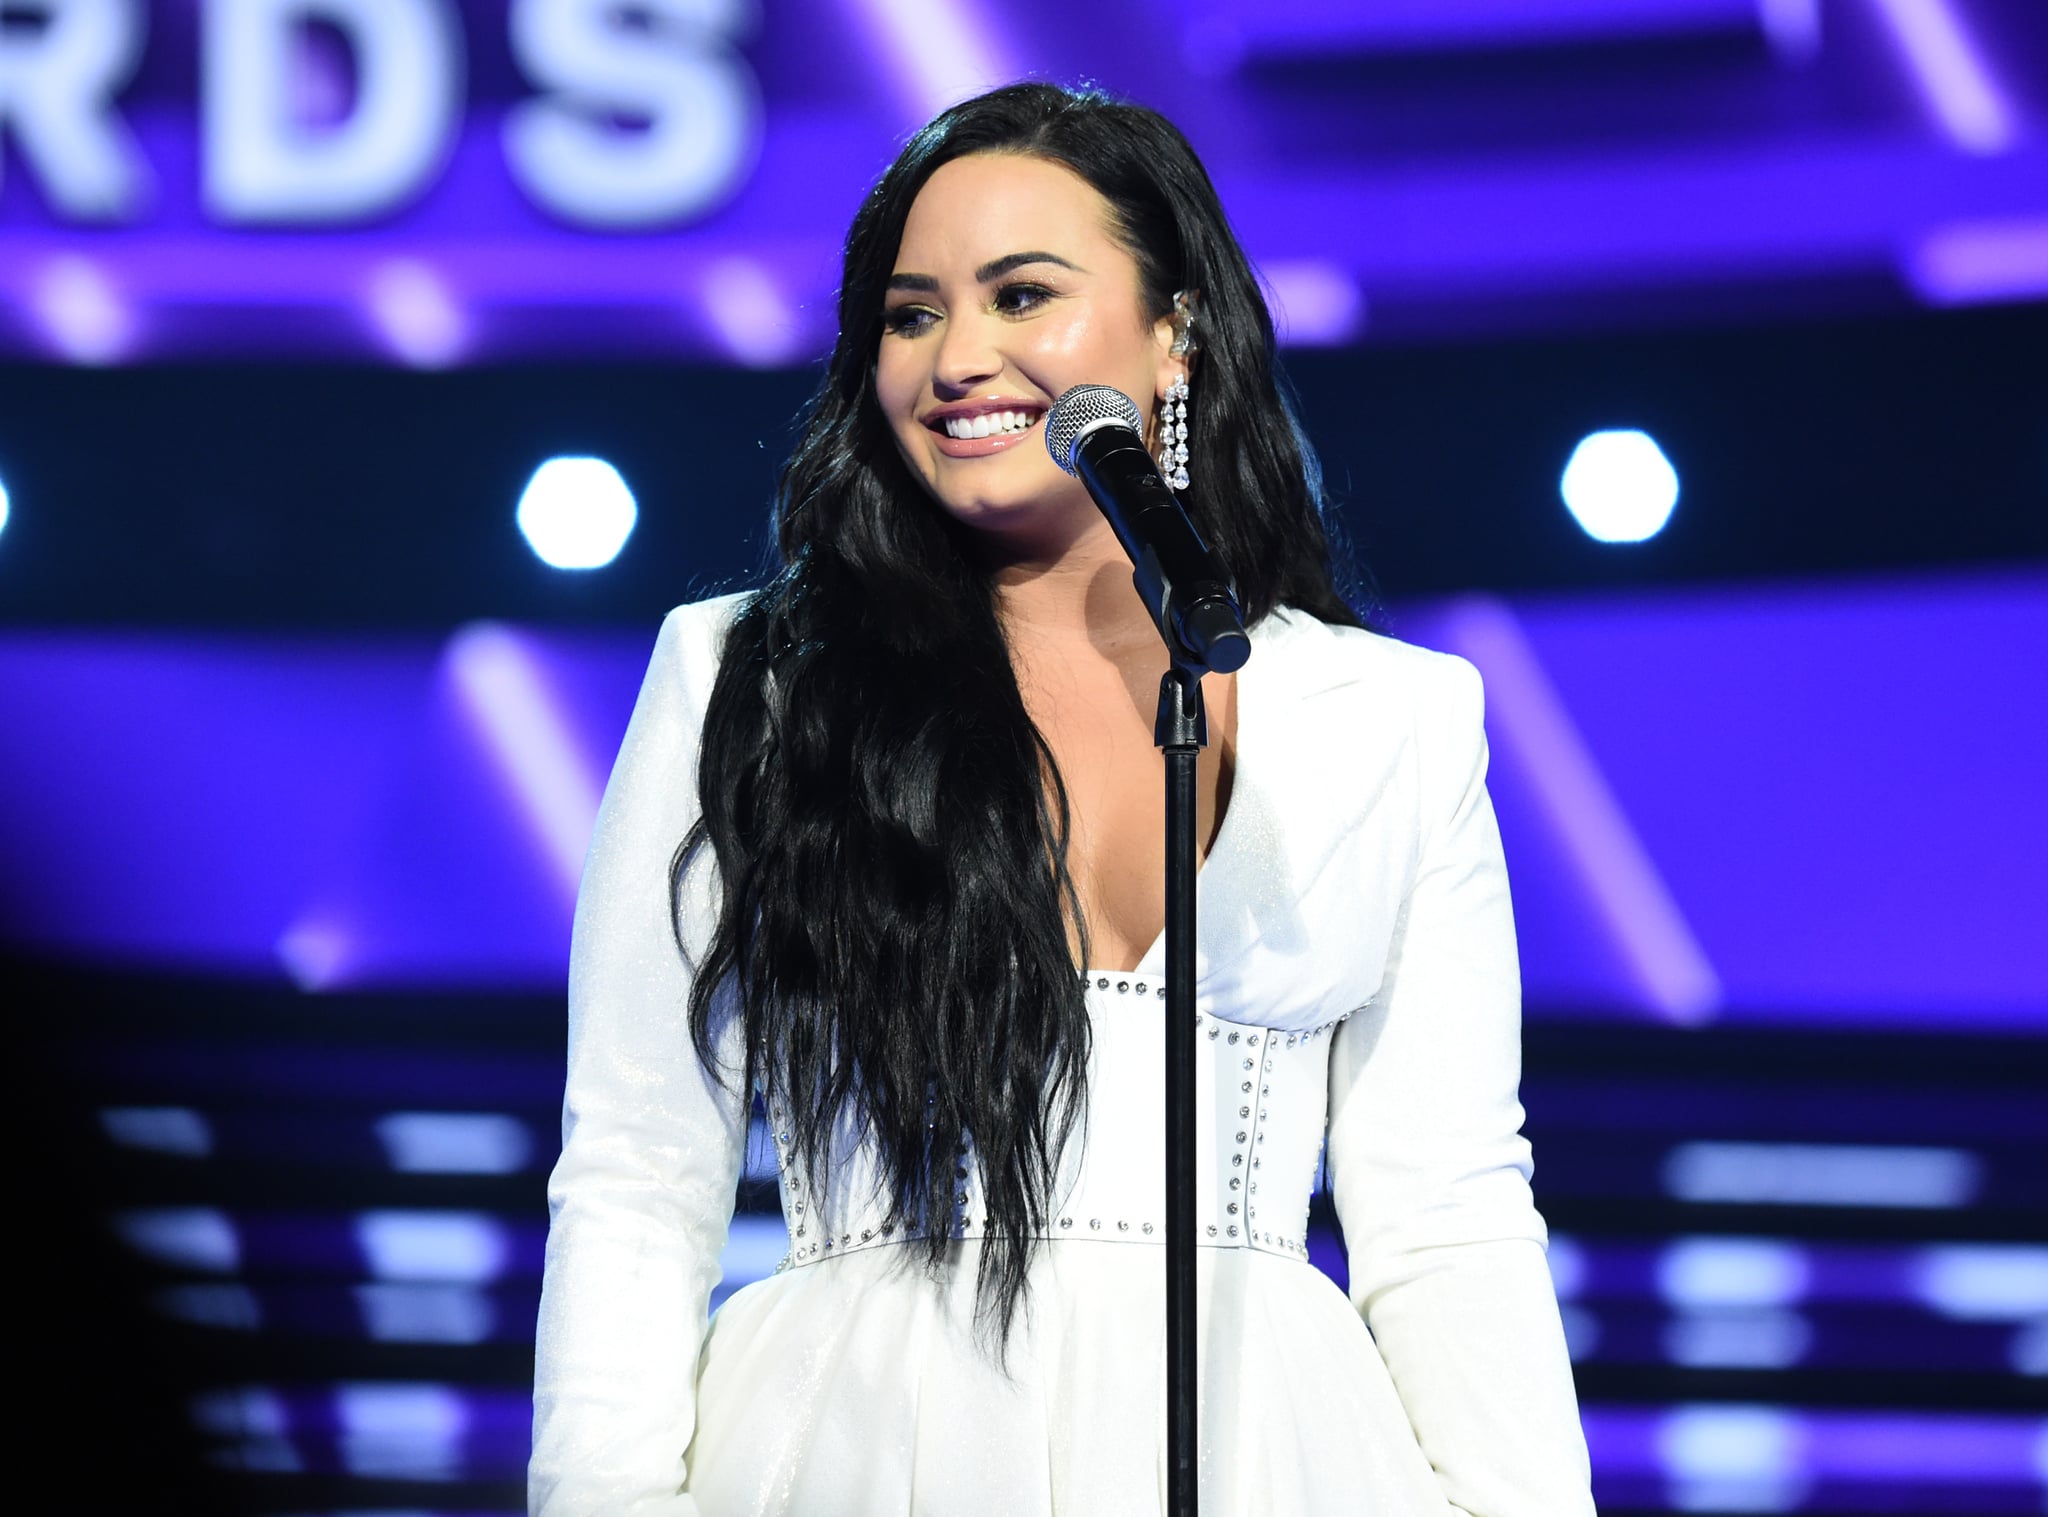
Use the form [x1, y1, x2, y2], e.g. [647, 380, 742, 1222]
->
[944, 486, 1098, 546]
[924, 458, 1041, 511]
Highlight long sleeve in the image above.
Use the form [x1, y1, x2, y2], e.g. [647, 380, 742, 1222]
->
[1324, 651, 1596, 1517]
[530, 601, 750, 1516]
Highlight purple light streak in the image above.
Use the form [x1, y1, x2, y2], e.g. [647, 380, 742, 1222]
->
[444, 623, 604, 910]
[1863, 0, 2018, 154]
[836, 0, 1017, 125]
[1189, 0, 1778, 54]
[1434, 595, 1723, 1024]
[363, 256, 469, 368]
[274, 913, 355, 991]
[1583, 1403, 2048, 1483]
[1905, 215, 2048, 305]
[1260, 258, 1366, 346]
[32, 253, 137, 364]
[698, 254, 809, 367]
[3, 577, 2041, 1021]
[1500, 570, 2048, 1025]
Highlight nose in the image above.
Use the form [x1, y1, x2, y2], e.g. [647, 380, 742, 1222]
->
[930, 308, 1002, 395]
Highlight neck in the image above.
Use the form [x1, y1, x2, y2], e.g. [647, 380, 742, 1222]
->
[982, 513, 1158, 660]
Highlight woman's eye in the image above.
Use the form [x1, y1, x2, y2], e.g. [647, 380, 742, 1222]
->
[994, 282, 1053, 315]
[884, 305, 938, 337]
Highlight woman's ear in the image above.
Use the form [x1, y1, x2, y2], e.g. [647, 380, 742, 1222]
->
[1169, 289, 1201, 357]
[1153, 288, 1201, 401]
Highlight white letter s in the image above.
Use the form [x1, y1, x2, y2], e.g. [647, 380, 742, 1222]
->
[505, 0, 759, 230]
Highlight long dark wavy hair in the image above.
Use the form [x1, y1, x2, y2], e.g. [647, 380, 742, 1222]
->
[673, 82, 1360, 1340]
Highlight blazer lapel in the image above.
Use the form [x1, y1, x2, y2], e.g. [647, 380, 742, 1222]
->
[1142, 608, 1419, 1024]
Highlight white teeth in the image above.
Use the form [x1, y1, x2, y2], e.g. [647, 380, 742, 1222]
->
[943, 409, 1038, 440]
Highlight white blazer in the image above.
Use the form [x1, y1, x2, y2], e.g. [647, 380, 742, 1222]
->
[530, 594, 1596, 1516]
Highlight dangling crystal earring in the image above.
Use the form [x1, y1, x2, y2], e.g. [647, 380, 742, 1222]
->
[1158, 375, 1191, 491]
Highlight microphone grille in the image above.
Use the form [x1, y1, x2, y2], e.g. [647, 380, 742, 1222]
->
[1043, 384, 1144, 476]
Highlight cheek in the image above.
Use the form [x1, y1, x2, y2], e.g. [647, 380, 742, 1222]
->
[873, 345, 932, 463]
[874, 342, 919, 417]
[1029, 306, 1112, 367]
[1018, 305, 1157, 402]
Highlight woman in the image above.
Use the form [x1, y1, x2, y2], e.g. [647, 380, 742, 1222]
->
[531, 83, 1594, 1516]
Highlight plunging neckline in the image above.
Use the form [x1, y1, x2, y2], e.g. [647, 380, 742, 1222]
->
[1077, 651, 1251, 980]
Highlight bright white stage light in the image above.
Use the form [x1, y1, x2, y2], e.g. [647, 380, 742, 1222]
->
[516, 456, 638, 570]
[376, 1112, 534, 1174]
[355, 1210, 509, 1283]
[1912, 1245, 2048, 1320]
[1659, 1237, 1809, 1308]
[0, 472, 10, 540]
[1560, 429, 1679, 543]
[334, 1382, 469, 1480]
[1656, 1404, 1807, 1511]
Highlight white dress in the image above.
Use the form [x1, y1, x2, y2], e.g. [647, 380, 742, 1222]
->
[529, 594, 1597, 1517]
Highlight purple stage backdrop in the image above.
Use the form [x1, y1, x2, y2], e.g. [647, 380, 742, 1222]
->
[2, 0, 2045, 363]
[2, 567, 2042, 1027]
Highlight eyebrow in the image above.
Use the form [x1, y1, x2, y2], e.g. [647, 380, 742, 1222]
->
[886, 250, 1083, 293]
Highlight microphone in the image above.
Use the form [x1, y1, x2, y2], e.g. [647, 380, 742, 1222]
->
[1043, 384, 1250, 676]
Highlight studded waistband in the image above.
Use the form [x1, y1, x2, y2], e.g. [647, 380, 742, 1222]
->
[771, 995, 1354, 1276]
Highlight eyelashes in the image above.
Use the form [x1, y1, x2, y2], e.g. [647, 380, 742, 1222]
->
[883, 282, 1056, 337]
[994, 282, 1054, 314]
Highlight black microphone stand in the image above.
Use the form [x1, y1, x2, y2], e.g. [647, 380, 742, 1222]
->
[1047, 387, 1248, 1517]
[1156, 663, 1204, 1517]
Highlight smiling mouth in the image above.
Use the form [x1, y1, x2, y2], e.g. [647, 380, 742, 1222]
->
[933, 408, 1042, 441]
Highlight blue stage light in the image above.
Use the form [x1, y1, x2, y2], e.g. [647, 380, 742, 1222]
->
[1656, 1404, 1801, 1497]
[100, 1105, 214, 1157]
[516, 455, 637, 569]
[1546, 1234, 1588, 1300]
[334, 1382, 471, 1479]
[355, 1209, 510, 1283]
[1662, 1140, 1982, 1208]
[153, 1283, 263, 1332]
[190, 1386, 288, 1440]
[115, 1206, 241, 1273]
[1912, 1245, 2048, 1320]
[1560, 429, 1679, 543]
[375, 1112, 535, 1174]
[355, 1283, 498, 1344]
[713, 1214, 799, 1307]
[2013, 1320, 2048, 1375]
[0, 471, 10, 542]
[1658, 1237, 1810, 1308]
[1662, 1308, 1813, 1370]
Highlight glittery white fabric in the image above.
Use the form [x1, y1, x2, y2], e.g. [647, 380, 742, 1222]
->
[530, 595, 1596, 1517]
